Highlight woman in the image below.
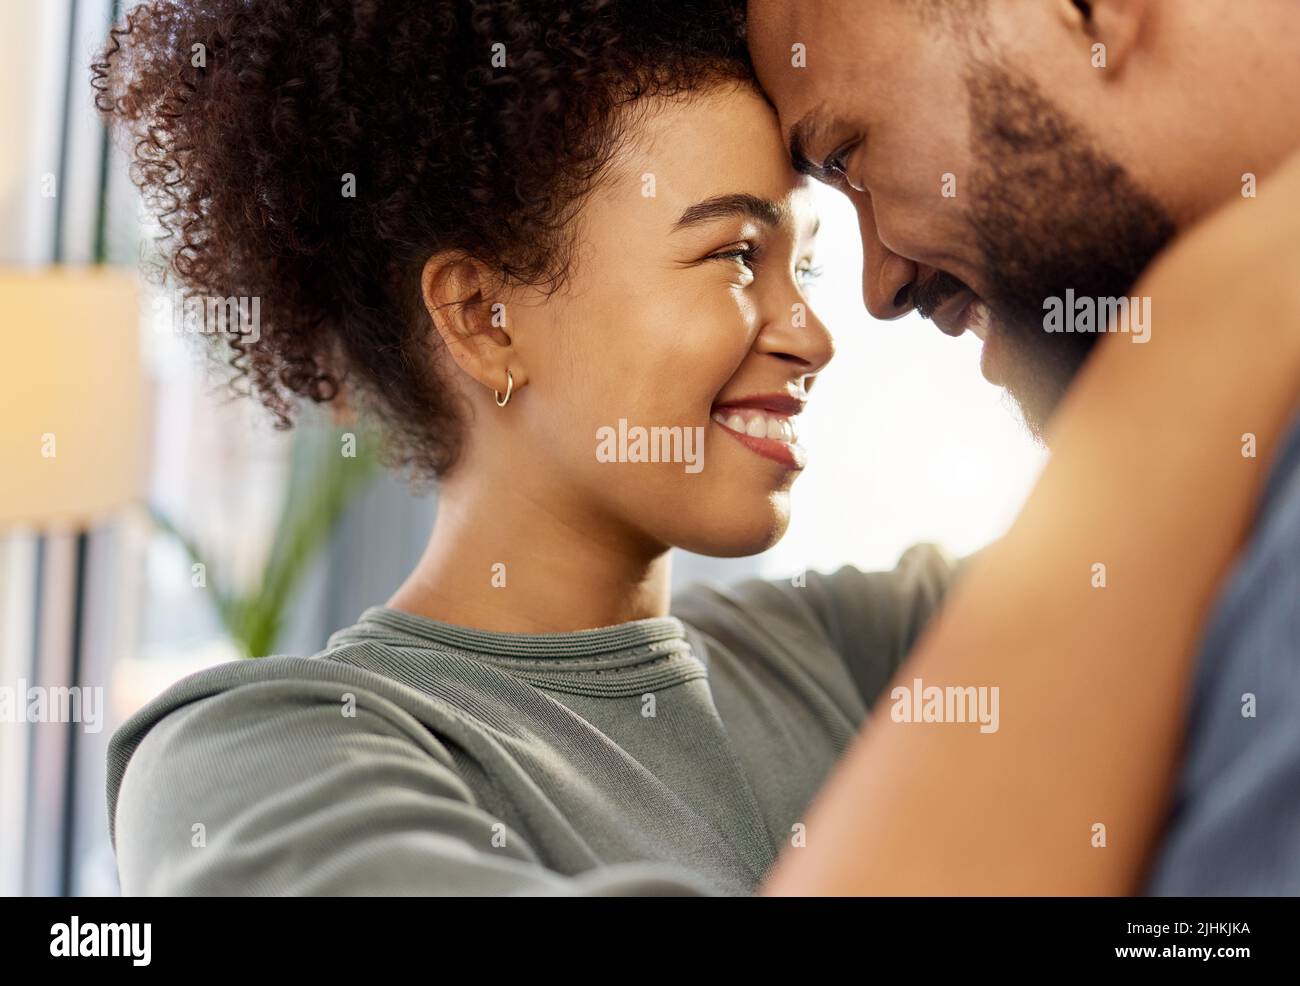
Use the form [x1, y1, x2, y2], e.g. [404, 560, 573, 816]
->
[95, 0, 1300, 895]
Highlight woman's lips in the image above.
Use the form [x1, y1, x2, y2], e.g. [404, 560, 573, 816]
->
[710, 404, 808, 470]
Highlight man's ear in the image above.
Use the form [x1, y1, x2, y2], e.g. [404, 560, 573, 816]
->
[420, 251, 525, 398]
[1054, 0, 1150, 76]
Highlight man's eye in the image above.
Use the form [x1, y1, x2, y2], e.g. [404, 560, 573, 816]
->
[822, 140, 861, 186]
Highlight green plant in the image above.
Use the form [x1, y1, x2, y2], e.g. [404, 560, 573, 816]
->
[150, 425, 378, 657]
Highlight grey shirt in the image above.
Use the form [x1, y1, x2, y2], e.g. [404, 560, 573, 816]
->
[107, 544, 958, 896]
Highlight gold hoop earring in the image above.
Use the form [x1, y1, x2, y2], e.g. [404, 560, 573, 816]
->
[494, 369, 514, 408]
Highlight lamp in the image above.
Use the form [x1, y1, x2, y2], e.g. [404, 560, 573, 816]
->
[0, 267, 144, 527]
[0, 265, 144, 896]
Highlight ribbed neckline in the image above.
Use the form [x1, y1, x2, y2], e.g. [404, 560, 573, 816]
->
[336, 605, 690, 660]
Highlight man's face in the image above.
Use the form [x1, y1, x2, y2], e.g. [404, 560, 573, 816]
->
[748, 0, 1176, 438]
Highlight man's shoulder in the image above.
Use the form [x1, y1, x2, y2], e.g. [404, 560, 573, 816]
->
[1255, 408, 1300, 539]
[1184, 408, 1300, 739]
[1206, 410, 1300, 646]
[1146, 409, 1300, 894]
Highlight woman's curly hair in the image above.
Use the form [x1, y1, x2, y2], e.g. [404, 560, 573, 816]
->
[93, 0, 750, 479]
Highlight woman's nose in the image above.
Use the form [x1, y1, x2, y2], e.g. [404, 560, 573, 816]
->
[758, 296, 835, 377]
[801, 306, 835, 376]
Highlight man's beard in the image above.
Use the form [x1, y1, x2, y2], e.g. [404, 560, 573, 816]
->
[957, 62, 1177, 439]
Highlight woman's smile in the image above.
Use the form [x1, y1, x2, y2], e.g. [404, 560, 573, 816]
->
[710, 393, 808, 470]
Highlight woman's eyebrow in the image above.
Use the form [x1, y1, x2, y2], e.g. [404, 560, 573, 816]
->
[673, 193, 787, 231]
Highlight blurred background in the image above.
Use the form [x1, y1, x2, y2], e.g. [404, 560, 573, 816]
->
[0, 0, 1045, 896]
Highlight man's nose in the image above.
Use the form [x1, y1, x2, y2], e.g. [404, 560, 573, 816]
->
[854, 191, 918, 321]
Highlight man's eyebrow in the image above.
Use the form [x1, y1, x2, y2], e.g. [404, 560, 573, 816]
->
[788, 112, 825, 178]
[673, 193, 788, 231]
[790, 109, 861, 184]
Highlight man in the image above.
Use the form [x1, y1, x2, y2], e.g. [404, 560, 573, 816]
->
[747, 0, 1300, 893]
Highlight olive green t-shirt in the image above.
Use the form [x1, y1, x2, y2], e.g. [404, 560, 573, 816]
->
[107, 544, 959, 896]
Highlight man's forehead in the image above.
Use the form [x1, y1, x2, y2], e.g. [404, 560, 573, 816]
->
[746, 0, 818, 118]
[747, 0, 877, 54]
[747, 0, 813, 67]
[746, 0, 863, 108]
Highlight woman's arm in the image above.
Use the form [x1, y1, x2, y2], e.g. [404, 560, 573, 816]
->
[760, 152, 1300, 895]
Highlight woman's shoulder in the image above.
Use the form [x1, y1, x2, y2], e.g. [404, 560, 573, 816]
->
[109, 604, 517, 761]
[110, 649, 408, 754]
[671, 543, 964, 637]
[105, 639, 477, 844]
[669, 543, 969, 707]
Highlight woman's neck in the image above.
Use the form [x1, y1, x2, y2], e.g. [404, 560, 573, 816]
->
[387, 470, 673, 634]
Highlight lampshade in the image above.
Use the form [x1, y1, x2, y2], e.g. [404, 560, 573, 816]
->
[0, 267, 144, 529]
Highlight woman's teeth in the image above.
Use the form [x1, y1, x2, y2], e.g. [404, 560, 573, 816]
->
[711, 408, 798, 443]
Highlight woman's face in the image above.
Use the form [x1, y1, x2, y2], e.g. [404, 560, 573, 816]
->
[467, 83, 834, 558]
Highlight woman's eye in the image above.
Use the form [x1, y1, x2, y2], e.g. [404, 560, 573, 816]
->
[796, 262, 824, 287]
[709, 245, 758, 280]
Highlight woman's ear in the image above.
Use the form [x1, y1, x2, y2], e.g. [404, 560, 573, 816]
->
[420, 251, 526, 397]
